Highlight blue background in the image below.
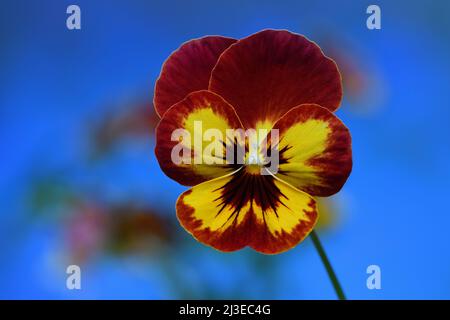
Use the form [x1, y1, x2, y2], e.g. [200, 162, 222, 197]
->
[1, 0, 450, 299]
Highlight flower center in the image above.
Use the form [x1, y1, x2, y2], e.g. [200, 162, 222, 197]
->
[244, 146, 266, 174]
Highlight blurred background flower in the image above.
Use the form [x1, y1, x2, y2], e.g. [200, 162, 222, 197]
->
[1, 0, 450, 299]
[88, 98, 159, 160]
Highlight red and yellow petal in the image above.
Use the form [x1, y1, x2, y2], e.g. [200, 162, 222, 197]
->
[176, 169, 318, 254]
[209, 29, 342, 129]
[154, 36, 237, 117]
[155, 90, 244, 186]
[269, 104, 352, 197]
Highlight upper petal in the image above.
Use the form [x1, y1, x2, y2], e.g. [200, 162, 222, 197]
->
[176, 168, 318, 254]
[269, 104, 352, 197]
[154, 36, 237, 117]
[209, 29, 342, 129]
[155, 90, 244, 186]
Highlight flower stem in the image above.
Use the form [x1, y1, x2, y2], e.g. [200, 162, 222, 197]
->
[310, 230, 346, 300]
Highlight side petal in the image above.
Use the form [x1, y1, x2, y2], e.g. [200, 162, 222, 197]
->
[270, 104, 352, 197]
[176, 169, 318, 254]
[154, 36, 237, 117]
[155, 90, 244, 186]
[209, 29, 342, 129]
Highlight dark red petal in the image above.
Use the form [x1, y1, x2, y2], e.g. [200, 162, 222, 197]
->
[209, 29, 342, 128]
[154, 36, 237, 117]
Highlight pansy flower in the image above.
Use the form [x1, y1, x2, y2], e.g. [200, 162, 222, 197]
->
[154, 30, 352, 254]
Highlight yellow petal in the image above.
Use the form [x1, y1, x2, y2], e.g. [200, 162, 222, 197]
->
[155, 90, 244, 186]
[269, 104, 352, 196]
[176, 168, 318, 254]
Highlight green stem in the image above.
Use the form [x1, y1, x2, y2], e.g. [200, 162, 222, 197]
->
[310, 230, 346, 300]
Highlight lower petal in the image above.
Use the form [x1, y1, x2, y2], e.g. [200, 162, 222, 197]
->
[176, 170, 318, 254]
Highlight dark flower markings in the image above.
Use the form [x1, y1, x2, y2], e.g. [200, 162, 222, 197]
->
[177, 185, 317, 253]
[212, 170, 290, 232]
[210, 137, 298, 232]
